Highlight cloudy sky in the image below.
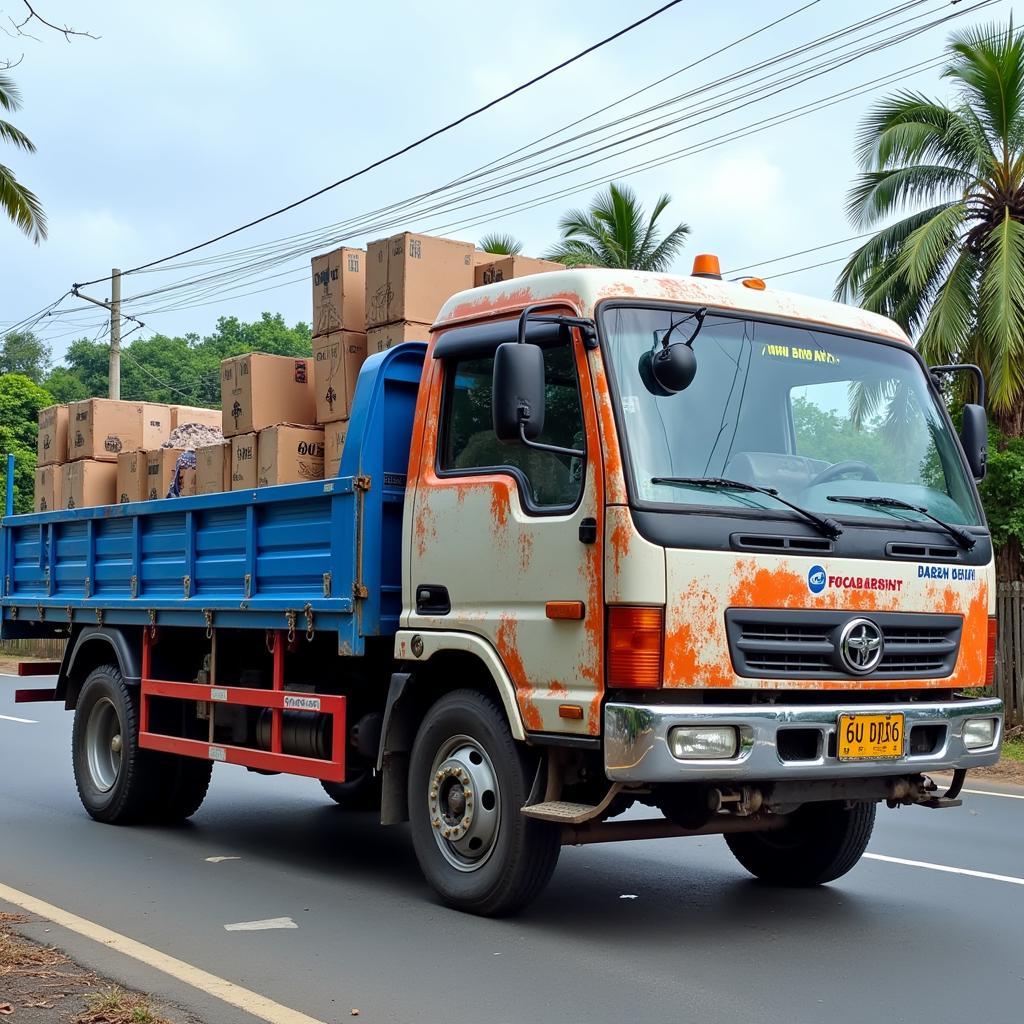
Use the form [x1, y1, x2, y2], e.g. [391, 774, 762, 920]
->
[0, 0, 1012, 360]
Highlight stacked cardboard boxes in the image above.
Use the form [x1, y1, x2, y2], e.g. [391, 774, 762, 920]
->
[473, 255, 564, 286]
[364, 232, 474, 355]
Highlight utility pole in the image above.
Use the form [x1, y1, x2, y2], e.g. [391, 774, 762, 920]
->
[71, 270, 144, 402]
[109, 268, 121, 399]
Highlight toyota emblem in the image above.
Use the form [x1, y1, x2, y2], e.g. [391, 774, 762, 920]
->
[839, 618, 884, 674]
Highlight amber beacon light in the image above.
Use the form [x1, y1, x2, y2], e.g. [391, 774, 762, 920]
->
[691, 253, 722, 279]
[607, 606, 664, 688]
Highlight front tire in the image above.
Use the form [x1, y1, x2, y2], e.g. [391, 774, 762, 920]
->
[408, 690, 560, 916]
[725, 800, 876, 886]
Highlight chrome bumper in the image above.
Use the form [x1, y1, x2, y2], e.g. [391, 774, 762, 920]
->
[604, 698, 1004, 783]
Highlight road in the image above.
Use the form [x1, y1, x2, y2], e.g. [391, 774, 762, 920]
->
[2, 677, 1022, 1024]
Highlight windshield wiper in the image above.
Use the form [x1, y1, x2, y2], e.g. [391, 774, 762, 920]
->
[651, 476, 843, 540]
[826, 494, 975, 550]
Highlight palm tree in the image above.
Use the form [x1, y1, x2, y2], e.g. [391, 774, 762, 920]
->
[1, 72, 46, 243]
[544, 182, 689, 271]
[836, 21, 1024, 436]
[478, 232, 523, 256]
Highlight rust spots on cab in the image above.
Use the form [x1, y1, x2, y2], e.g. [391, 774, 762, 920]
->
[496, 613, 542, 730]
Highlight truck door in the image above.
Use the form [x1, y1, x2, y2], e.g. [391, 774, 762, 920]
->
[406, 319, 604, 736]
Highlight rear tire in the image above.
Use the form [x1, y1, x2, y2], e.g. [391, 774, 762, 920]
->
[73, 663, 213, 824]
[408, 690, 560, 916]
[320, 771, 382, 811]
[725, 800, 876, 885]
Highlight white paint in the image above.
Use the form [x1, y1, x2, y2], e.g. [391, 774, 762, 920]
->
[865, 853, 1024, 887]
[224, 917, 297, 932]
[619, 894, 638, 900]
[0, 881, 327, 1024]
[204, 856, 240, 863]
[0, 714, 37, 724]
[963, 786, 1024, 801]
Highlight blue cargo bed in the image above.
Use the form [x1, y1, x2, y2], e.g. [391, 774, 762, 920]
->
[0, 344, 426, 656]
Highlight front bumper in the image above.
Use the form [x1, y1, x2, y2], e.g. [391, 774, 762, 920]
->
[604, 697, 1004, 783]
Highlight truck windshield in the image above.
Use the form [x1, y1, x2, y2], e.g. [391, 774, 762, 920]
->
[602, 306, 982, 527]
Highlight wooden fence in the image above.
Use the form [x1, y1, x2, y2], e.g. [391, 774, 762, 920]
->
[996, 581, 1023, 727]
[0, 637, 67, 660]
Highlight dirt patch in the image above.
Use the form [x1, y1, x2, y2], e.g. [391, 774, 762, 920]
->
[0, 922, 188, 1024]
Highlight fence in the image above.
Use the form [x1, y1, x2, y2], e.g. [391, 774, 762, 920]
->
[0, 638, 67, 661]
[996, 581, 1023, 727]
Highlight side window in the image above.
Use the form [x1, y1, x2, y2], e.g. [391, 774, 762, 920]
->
[440, 342, 585, 509]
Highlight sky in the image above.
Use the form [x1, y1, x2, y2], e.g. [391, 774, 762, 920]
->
[0, 0, 1016, 363]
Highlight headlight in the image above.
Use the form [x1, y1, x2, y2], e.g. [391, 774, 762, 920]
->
[669, 725, 738, 759]
[963, 717, 998, 751]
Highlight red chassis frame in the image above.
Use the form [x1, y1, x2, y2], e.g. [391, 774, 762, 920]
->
[137, 628, 346, 783]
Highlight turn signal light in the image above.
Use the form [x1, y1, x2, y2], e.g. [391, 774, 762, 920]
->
[607, 606, 663, 688]
[691, 253, 722, 279]
[741, 277, 767, 290]
[985, 616, 998, 687]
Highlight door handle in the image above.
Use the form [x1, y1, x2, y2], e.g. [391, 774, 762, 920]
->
[416, 584, 450, 615]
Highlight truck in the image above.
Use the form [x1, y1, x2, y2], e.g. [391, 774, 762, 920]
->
[1, 258, 1004, 916]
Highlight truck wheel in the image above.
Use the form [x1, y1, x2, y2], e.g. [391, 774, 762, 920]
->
[725, 800, 876, 886]
[408, 690, 560, 916]
[321, 771, 382, 811]
[155, 757, 213, 823]
[72, 664, 159, 824]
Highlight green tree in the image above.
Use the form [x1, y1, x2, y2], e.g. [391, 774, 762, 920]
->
[544, 182, 689, 270]
[0, 373, 52, 513]
[0, 72, 46, 242]
[836, 21, 1024, 438]
[478, 233, 523, 256]
[0, 329, 50, 381]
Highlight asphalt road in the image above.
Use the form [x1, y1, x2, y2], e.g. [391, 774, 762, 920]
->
[2, 677, 1022, 1024]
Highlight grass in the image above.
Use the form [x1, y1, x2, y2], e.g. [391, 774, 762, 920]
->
[1001, 724, 1024, 762]
[77, 986, 171, 1024]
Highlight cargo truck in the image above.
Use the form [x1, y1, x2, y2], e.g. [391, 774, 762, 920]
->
[1, 259, 1004, 915]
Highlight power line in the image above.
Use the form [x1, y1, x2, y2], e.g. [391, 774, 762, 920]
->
[73, 0, 689, 288]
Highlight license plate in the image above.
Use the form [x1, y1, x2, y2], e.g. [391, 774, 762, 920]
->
[837, 713, 905, 761]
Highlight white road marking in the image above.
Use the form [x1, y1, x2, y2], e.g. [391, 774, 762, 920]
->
[963, 786, 1024, 801]
[224, 917, 297, 932]
[0, 714, 36, 724]
[865, 853, 1024, 887]
[204, 856, 241, 863]
[0, 882, 326, 1024]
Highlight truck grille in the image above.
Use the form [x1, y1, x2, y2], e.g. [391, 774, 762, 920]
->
[725, 609, 962, 680]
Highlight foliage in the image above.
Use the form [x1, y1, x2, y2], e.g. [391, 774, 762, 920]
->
[0, 329, 50, 381]
[477, 232, 523, 256]
[836, 20, 1024, 423]
[544, 181, 689, 270]
[977, 424, 1024, 550]
[0, 71, 46, 242]
[0, 373, 52, 513]
[44, 313, 312, 407]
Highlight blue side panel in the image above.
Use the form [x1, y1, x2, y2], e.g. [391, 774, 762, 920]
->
[0, 343, 427, 652]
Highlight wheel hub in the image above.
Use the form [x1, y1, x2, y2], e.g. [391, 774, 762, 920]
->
[428, 736, 500, 871]
[84, 696, 123, 793]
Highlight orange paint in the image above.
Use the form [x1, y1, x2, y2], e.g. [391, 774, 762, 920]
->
[609, 518, 630, 577]
[496, 613, 543, 731]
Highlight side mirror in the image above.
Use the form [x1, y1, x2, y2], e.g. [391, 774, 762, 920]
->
[960, 403, 988, 481]
[493, 342, 545, 443]
[638, 342, 697, 396]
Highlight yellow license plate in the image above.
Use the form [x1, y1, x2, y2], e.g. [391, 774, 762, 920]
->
[837, 713, 905, 761]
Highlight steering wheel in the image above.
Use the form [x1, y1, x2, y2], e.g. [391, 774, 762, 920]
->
[807, 460, 879, 487]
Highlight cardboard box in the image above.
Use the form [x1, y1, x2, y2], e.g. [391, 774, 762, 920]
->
[169, 405, 222, 431]
[324, 420, 349, 477]
[196, 442, 231, 495]
[221, 353, 315, 437]
[311, 247, 366, 337]
[116, 451, 146, 504]
[230, 432, 258, 490]
[34, 464, 62, 513]
[367, 321, 431, 354]
[365, 232, 474, 328]
[37, 405, 68, 466]
[313, 331, 367, 423]
[145, 448, 188, 501]
[257, 425, 324, 487]
[474, 256, 564, 287]
[68, 399, 170, 462]
[63, 459, 117, 509]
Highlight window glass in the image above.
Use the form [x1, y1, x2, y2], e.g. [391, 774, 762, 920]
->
[441, 343, 585, 508]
